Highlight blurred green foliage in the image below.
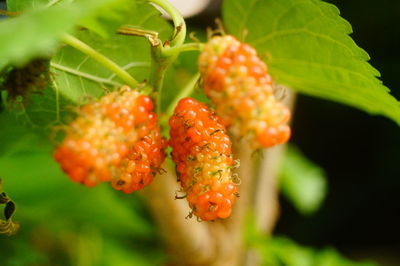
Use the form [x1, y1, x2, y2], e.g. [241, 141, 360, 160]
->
[0, 111, 164, 265]
[246, 215, 377, 266]
[280, 145, 327, 215]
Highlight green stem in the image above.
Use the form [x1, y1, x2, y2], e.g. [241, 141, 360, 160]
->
[61, 34, 138, 89]
[162, 43, 204, 57]
[148, 44, 168, 115]
[146, 0, 188, 115]
[148, 0, 186, 47]
[160, 72, 200, 126]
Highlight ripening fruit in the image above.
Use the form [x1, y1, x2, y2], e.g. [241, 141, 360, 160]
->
[198, 35, 291, 148]
[169, 97, 238, 221]
[54, 86, 167, 193]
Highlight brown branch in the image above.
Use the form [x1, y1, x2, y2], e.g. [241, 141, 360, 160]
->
[141, 142, 258, 266]
[140, 163, 216, 265]
[245, 89, 296, 266]
[205, 143, 258, 266]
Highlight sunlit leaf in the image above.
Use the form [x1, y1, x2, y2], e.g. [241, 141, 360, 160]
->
[223, 0, 400, 125]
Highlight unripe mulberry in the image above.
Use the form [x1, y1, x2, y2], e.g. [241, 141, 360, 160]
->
[54, 86, 167, 193]
[198, 35, 291, 148]
[169, 97, 238, 221]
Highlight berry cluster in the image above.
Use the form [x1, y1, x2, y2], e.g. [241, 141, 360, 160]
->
[198, 35, 291, 148]
[54, 86, 167, 193]
[169, 98, 238, 221]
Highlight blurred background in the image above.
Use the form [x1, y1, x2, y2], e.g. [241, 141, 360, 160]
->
[1, 0, 400, 265]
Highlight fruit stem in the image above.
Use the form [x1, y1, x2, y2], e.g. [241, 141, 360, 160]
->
[160, 72, 200, 126]
[146, 0, 187, 116]
[61, 34, 139, 89]
[148, 0, 186, 48]
[162, 42, 204, 57]
[148, 43, 169, 115]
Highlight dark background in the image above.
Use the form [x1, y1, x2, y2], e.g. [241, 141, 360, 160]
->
[193, 0, 400, 263]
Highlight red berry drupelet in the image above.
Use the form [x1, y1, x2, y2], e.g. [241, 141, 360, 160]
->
[169, 97, 238, 221]
[198, 35, 291, 148]
[54, 86, 167, 193]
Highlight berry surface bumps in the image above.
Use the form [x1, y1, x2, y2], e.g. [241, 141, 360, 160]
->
[198, 35, 291, 148]
[54, 86, 167, 193]
[169, 97, 238, 221]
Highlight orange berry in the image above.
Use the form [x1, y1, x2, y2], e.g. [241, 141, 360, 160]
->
[198, 35, 291, 148]
[54, 86, 166, 193]
[169, 98, 238, 221]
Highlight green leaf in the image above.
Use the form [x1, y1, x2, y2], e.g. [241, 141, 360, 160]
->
[315, 248, 378, 266]
[101, 239, 166, 266]
[7, 0, 50, 11]
[266, 237, 315, 266]
[46, 2, 171, 109]
[0, 111, 49, 157]
[280, 145, 327, 215]
[0, 110, 150, 237]
[78, 0, 136, 38]
[223, 0, 400, 125]
[0, 149, 152, 237]
[1, 0, 139, 68]
[246, 232, 378, 266]
[0, 5, 82, 67]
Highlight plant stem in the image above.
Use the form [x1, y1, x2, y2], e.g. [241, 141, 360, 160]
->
[148, 0, 186, 47]
[162, 43, 204, 57]
[61, 34, 138, 89]
[148, 43, 167, 115]
[160, 72, 200, 126]
[145, 0, 188, 115]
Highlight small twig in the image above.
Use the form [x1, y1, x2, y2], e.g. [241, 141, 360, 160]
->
[117, 26, 161, 46]
[140, 162, 216, 265]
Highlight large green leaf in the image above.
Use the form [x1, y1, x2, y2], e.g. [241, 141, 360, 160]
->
[6, 0, 50, 11]
[0, 152, 152, 237]
[259, 237, 377, 266]
[1, 0, 138, 68]
[78, 0, 136, 38]
[50, 2, 171, 103]
[245, 215, 377, 266]
[223, 0, 400, 125]
[280, 145, 327, 215]
[0, 5, 82, 67]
